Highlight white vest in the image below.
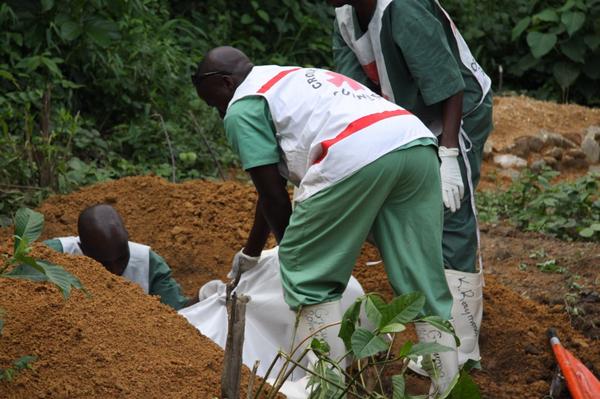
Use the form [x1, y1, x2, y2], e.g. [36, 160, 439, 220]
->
[335, 0, 491, 109]
[57, 236, 151, 293]
[228, 66, 434, 202]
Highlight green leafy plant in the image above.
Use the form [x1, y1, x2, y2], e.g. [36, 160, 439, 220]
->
[253, 292, 481, 399]
[536, 259, 566, 274]
[0, 355, 37, 382]
[511, 0, 600, 102]
[0, 207, 87, 382]
[477, 169, 600, 242]
[1, 208, 87, 297]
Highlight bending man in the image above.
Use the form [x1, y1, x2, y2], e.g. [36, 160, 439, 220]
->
[192, 46, 457, 393]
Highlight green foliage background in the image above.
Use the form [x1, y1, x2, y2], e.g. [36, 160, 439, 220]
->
[0, 0, 599, 224]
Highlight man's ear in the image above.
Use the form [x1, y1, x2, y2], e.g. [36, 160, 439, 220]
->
[224, 75, 236, 90]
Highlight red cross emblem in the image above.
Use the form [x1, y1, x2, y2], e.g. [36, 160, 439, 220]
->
[325, 71, 364, 91]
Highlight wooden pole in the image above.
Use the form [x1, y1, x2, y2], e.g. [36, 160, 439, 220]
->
[221, 290, 250, 399]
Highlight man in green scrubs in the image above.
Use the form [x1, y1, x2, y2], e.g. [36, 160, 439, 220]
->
[192, 46, 458, 394]
[45, 204, 195, 311]
[327, 0, 491, 374]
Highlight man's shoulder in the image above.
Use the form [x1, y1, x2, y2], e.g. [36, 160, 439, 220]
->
[389, 0, 436, 19]
[43, 238, 65, 252]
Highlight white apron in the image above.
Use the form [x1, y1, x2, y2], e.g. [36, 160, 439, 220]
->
[335, 0, 491, 108]
[228, 65, 434, 202]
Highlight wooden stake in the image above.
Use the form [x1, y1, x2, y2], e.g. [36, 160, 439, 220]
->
[221, 290, 250, 399]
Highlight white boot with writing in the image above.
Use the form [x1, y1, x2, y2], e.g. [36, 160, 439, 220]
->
[415, 322, 460, 397]
[445, 269, 483, 365]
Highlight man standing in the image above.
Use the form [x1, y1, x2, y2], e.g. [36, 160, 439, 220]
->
[45, 204, 195, 310]
[328, 0, 491, 369]
[192, 46, 457, 393]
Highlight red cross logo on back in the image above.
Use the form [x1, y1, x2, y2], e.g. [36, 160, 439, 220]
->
[325, 71, 364, 91]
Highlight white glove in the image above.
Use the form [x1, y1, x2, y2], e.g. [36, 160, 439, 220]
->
[438, 146, 464, 213]
[227, 249, 260, 279]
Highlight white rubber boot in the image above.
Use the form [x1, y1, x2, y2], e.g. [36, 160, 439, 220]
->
[294, 300, 346, 367]
[415, 322, 460, 397]
[445, 269, 483, 365]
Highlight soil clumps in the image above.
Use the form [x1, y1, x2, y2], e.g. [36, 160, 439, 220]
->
[32, 174, 599, 398]
[0, 243, 262, 398]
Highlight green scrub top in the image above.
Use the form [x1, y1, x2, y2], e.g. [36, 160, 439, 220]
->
[333, 0, 491, 132]
[224, 97, 280, 171]
[44, 238, 190, 310]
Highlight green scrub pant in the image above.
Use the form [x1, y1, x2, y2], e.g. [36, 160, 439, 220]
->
[443, 93, 494, 273]
[279, 145, 452, 319]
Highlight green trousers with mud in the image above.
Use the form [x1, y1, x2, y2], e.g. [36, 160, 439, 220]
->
[279, 144, 453, 319]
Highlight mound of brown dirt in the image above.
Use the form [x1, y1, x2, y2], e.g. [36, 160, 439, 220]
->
[38, 176, 258, 297]
[491, 95, 600, 151]
[0, 242, 261, 398]
[33, 174, 599, 398]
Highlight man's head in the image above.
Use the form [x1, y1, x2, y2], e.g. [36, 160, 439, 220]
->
[191, 46, 253, 118]
[77, 204, 130, 276]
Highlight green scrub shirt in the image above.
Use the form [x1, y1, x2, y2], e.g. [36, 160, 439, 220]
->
[333, 0, 494, 272]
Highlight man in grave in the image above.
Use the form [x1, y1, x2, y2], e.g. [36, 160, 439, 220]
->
[44, 204, 195, 310]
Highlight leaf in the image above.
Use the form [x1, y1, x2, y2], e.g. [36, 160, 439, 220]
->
[41, 0, 54, 12]
[449, 370, 482, 399]
[579, 227, 594, 237]
[380, 323, 406, 334]
[14, 208, 44, 253]
[397, 340, 413, 357]
[560, 39, 587, 63]
[240, 14, 254, 25]
[365, 294, 386, 328]
[351, 328, 389, 358]
[309, 338, 330, 356]
[4, 261, 87, 299]
[85, 17, 120, 47]
[59, 21, 82, 41]
[3, 263, 49, 282]
[584, 34, 600, 51]
[553, 61, 580, 88]
[407, 342, 453, 358]
[13, 355, 37, 370]
[381, 292, 425, 327]
[511, 17, 531, 41]
[583, 52, 600, 79]
[338, 297, 362, 350]
[36, 260, 87, 299]
[392, 374, 406, 399]
[561, 11, 586, 36]
[257, 9, 269, 23]
[527, 31, 557, 58]
[40, 57, 63, 78]
[15, 56, 42, 72]
[591, 223, 600, 231]
[534, 9, 559, 22]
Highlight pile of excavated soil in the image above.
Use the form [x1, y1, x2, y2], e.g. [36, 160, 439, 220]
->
[33, 174, 600, 398]
[0, 242, 262, 398]
[491, 95, 600, 151]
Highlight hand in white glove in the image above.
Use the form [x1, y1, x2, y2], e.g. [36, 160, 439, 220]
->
[227, 249, 260, 279]
[438, 146, 464, 213]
